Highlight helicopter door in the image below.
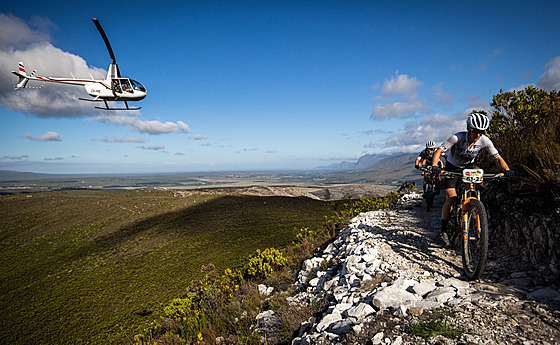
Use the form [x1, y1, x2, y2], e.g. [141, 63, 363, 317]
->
[112, 79, 122, 93]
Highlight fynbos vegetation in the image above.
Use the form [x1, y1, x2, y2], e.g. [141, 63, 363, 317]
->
[133, 191, 403, 344]
[487, 86, 560, 198]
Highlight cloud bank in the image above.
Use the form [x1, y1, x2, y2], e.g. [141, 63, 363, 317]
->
[371, 72, 428, 120]
[96, 114, 192, 135]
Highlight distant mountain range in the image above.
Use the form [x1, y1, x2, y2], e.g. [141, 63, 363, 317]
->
[0, 153, 423, 191]
[0, 170, 56, 181]
[316, 152, 422, 186]
[316, 153, 394, 171]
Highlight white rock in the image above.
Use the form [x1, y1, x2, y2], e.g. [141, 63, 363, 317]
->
[372, 279, 421, 310]
[411, 281, 437, 297]
[371, 331, 384, 344]
[346, 302, 375, 319]
[257, 284, 274, 296]
[315, 312, 342, 332]
[425, 287, 457, 303]
[332, 302, 353, 314]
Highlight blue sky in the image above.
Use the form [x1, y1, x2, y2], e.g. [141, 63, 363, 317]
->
[1, 1, 559, 174]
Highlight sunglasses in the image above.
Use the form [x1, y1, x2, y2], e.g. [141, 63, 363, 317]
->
[469, 129, 485, 135]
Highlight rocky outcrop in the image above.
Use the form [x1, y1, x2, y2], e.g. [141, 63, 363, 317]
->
[484, 182, 560, 281]
[257, 192, 560, 344]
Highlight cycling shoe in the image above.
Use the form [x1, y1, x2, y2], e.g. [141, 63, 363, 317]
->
[441, 231, 450, 247]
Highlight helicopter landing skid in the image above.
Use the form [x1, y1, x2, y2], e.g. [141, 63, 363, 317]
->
[80, 98, 141, 111]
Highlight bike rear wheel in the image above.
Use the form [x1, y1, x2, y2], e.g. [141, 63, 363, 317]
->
[448, 205, 461, 249]
[426, 184, 434, 212]
[461, 199, 489, 280]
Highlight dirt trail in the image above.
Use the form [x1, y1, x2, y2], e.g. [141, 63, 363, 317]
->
[290, 192, 560, 344]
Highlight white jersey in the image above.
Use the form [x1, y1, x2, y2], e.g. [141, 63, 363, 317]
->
[440, 131, 500, 168]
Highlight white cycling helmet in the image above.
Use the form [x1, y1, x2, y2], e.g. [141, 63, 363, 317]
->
[466, 112, 490, 131]
[425, 140, 436, 149]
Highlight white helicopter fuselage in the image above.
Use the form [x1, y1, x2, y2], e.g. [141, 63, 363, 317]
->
[12, 62, 147, 102]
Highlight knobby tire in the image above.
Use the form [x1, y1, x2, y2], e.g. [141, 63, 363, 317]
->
[461, 199, 489, 280]
[426, 184, 434, 212]
[446, 205, 460, 250]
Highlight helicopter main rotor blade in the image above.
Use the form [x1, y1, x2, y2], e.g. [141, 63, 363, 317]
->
[92, 18, 120, 77]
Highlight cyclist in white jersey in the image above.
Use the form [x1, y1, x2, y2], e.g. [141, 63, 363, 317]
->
[430, 112, 515, 244]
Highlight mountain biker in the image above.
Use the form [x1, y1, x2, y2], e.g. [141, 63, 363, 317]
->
[415, 140, 444, 196]
[430, 112, 515, 244]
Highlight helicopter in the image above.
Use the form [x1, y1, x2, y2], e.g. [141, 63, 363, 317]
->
[11, 18, 147, 111]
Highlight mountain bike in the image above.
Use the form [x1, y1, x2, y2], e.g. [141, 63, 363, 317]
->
[439, 168, 505, 280]
[420, 167, 440, 212]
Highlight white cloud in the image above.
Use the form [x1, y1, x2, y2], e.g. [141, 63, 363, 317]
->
[537, 56, 560, 91]
[381, 71, 423, 98]
[139, 144, 165, 151]
[96, 114, 192, 135]
[370, 101, 426, 120]
[381, 113, 465, 153]
[370, 72, 428, 120]
[189, 134, 208, 140]
[22, 131, 62, 141]
[1, 154, 29, 160]
[92, 135, 146, 143]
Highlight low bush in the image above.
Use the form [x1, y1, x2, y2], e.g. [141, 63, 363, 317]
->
[406, 313, 462, 340]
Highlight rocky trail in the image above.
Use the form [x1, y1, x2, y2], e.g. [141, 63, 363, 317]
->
[262, 192, 560, 344]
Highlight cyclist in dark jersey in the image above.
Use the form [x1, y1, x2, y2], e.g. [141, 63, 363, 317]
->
[430, 112, 515, 243]
[415, 140, 444, 196]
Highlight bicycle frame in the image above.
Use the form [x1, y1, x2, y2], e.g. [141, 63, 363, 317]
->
[459, 183, 480, 240]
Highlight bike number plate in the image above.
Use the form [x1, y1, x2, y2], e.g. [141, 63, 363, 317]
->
[462, 169, 484, 183]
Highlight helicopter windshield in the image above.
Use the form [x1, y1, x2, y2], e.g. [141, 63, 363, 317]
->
[130, 79, 146, 92]
[113, 78, 146, 93]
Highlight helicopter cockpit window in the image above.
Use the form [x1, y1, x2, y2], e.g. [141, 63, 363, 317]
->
[112, 79, 134, 93]
[121, 79, 133, 93]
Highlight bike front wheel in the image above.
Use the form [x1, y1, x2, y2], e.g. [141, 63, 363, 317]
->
[461, 199, 489, 280]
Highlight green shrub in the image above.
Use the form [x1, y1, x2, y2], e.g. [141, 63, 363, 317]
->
[397, 181, 416, 194]
[242, 247, 288, 280]
[407, 313, 462, 339]
[163, 295, 206, 338]
[486, 86, 560, 197]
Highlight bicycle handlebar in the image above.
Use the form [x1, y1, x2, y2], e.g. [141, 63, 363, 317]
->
[420, 167, 505, 179]
[440, 170, 505, 179]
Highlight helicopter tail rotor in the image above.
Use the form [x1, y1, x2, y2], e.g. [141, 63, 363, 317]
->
[12, 62, 41, 89]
